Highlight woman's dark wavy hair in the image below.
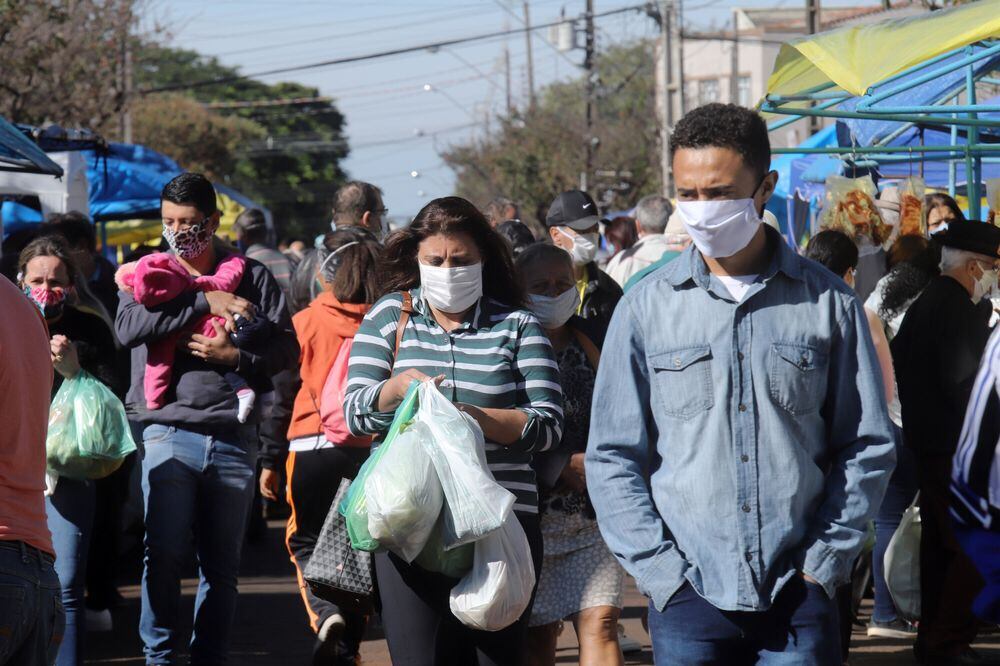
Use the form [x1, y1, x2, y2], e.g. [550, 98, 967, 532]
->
[379, 196, 525, 308]
[879, 240, 941, 323]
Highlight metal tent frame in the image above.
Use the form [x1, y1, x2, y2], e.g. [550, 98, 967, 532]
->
[762, 41, 1000, 220]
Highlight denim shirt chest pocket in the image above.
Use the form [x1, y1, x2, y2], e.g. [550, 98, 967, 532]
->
[649, 345, 714, 419]
[768, 342, 828, 415]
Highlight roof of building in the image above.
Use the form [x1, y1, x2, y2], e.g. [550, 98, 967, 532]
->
[736, 2, 924, 34]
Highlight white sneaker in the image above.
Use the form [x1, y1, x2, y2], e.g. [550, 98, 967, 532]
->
[618, 623, 643, 653]
[317, 613, 346, 643]
[85, 608, 113, 632]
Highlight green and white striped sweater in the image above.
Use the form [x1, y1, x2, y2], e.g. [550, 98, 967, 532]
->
[344, 289, 564, 513]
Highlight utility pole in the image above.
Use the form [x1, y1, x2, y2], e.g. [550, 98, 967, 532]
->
[504, 43, 513, 115]
[582, 0, 595, 192]
[656, 1, 675, 196]
[677, 0, 686, 114]
[118, 4, 133, 143]
[806, 0, 820, 134]
[730, 9, 739, 105]
[523, 1, 536, 108]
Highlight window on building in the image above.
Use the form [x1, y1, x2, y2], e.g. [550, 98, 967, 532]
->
[697, 79, 719, 107]
[738, 76, 753, 107]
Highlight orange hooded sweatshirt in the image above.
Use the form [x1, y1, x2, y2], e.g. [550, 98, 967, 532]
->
[287, 292, 372, 443]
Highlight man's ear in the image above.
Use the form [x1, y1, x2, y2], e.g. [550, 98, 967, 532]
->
[361, 210, 372, 230]
[207, 211, 222, 235]
[548, 226, 561, 245]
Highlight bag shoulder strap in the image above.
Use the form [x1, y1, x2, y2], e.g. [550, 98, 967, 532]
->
[571, 327, 601, 371]
[391, 292, 413, 371]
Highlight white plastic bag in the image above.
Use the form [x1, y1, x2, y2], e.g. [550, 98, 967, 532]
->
[365, 421, 444, 562]
[415, 381, 515, 548]
[449, 513, 536, 631]
[885, 495, 921, 622]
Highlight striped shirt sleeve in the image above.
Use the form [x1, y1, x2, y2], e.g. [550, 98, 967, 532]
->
[344, 293, 402, 437]
[510, 313, 564, 454]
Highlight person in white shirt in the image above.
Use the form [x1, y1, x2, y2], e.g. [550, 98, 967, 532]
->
[605, 196, 677, 288]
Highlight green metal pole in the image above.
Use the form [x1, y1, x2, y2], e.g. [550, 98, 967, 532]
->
[950, 113, 958, 198]
[966, 55, 981, 220]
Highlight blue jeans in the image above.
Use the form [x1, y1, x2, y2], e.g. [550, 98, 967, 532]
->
[648, 578, 841, 665]
[139, 424, 257, 665]
[46, 477, 95, 666]
[0, 541, 65, 665]
[871, 434, 918, 623]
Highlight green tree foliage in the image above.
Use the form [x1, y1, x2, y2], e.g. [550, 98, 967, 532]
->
[134, 43, 349, 239]
[443, 40, 659, 225]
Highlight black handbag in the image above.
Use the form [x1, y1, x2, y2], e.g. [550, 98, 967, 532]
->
[303, 478, 375, 615]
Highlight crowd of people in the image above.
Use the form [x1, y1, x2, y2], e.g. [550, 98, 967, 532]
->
[1, 101, 1000, 666]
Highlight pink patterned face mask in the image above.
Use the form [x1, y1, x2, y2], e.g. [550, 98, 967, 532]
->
[23, 285, 68, 319]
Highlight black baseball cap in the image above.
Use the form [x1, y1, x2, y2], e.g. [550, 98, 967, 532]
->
[937, 219, 1000, 258]
[233, 208, 267, 233]
[545, 190, 600, 231]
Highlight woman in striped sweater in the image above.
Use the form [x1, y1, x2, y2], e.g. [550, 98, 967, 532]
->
[344, 196, 564, 665]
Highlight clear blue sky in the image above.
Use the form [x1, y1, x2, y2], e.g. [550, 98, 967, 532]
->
[149, 0, 878, 222]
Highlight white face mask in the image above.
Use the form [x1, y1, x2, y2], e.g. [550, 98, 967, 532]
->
[676, 198, 762, 259]
[930, 222, 949, 237]
[418, 262, 483, 314]
[528, 286, 580, 329]
[973, 264, 998, 304]
[557, 227, 599, 265]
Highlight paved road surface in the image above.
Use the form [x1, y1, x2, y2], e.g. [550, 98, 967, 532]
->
[85, 520, 1000, 665]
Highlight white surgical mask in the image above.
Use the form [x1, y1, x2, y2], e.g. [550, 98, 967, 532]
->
[419, 262, 483, 314]
[930, 222, 949, 237]
[557, 227, 599, 265]
[973, 265, 998, 304]
[676, 198, 762, 259]
[528, 287, 580, 329]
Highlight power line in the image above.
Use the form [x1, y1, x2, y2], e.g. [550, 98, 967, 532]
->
[139, 4, 647, 95]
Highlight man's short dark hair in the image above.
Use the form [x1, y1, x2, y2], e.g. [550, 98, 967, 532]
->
[43, 211, 95, 252]
[234, 208, 268, 244]
[333, 181, 383, 226]
[804, 229, 859, 278]
[670, 103, 771, 181]
[161, 173, 218, 218]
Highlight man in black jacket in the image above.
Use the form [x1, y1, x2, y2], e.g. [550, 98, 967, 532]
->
[115, 173, 298, 665]
[892, 219, 1000, 665]
[545, 190, 622, 328]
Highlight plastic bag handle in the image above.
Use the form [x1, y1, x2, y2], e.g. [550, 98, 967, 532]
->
[391, 292, 413, 372]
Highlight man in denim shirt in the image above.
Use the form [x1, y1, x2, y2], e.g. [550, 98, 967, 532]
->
[586, 104, 895, 665]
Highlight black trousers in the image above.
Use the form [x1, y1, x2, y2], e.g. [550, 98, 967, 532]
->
[285, 447, 369, 653]
[374, 512, 543, 666]
[916, 453, 984, 658]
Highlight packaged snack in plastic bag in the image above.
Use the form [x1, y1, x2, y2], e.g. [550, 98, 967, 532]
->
[898, 177, 926, 237]
[415, 381, 515, 549]
[365, 420, 444, 562]
[414, 515, 474, 578]
[821, 175, 891, 246]
[47, 370, 137, 480]
[342, 380, 420, 551]
[987, 178, 1000, 221]
[449, 513, 536, 631]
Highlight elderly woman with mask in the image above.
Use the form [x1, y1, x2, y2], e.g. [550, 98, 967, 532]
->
[516, 243, 626, 666]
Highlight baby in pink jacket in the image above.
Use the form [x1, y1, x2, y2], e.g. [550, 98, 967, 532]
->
[116, 252, 269, 423]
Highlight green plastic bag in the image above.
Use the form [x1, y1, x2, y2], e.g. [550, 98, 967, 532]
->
[341, 380, 420, 551]
[46, 370, 137, 480]
[413, 516, 474, 579]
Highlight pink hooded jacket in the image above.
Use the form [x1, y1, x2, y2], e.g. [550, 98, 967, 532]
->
[116, 252, 246, 410]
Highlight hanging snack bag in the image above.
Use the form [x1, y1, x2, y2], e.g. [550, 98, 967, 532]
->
[898, 177, 926, 238]
[821, 175, 891, 246]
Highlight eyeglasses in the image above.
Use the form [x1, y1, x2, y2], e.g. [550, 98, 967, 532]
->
[373, 208, 389, 216]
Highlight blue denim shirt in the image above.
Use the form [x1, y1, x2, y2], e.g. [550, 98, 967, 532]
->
[585, 227, 896, 612]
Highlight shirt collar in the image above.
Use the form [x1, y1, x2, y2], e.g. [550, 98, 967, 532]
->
[666, 225, 802, 289]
